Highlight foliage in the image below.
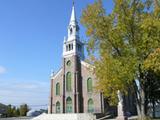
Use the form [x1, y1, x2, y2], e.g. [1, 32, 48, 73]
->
[16, 108, 20, 117]
[144, 48, 160, 74]
[19, 104, 29, 116]
[6, 105, 13, 117]
[93, 53, 136, 104]
[81, 0, 160, 118]
[4, 104, 29, 117]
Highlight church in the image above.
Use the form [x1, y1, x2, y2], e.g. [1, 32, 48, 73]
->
[49, 4, 107, 114]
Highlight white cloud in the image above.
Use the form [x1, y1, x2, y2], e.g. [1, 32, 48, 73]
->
[0, 66, 6, 74]
[14, 83, 38, 89]
[0, 79, 50, 110]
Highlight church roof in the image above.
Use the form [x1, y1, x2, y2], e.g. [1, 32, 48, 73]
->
[51, 68, 63, 79]
[81, 60, 95, 70]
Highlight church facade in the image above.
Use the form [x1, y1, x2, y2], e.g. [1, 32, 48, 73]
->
[49, 4, 106, 114]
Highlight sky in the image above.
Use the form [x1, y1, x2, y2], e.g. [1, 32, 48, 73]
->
[0, 0, 114, 110]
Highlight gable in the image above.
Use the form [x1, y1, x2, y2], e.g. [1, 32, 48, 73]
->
[51, 68, 63, 80]
[81, 61, 95, 71]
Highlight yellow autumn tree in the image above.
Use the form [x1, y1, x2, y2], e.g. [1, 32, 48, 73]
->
[81, 0, 160, 119]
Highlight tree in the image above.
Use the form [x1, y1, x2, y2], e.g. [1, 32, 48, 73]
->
[144, 48, 160, 74]
[6, 105, 13, 117]
[15, 108, 20, 117]
[12, 107, 20, 117]
[144, 48, 160, 117]
[81, 0, 160, 119]
[19, 104, 29, 116]
[12, 106, 16, 117]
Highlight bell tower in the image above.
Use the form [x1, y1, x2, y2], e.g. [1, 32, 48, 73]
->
[62, 3, 84, 113]
[63, 3, 84, 60]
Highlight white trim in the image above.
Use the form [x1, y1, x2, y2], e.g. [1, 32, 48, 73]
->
[52, 68, 63, 79]
[63, 53, 76, 58]
[81, 61, 95, 69]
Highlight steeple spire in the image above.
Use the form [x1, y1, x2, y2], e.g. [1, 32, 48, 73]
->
[67, 2, 79, 39]
[70, 1, 77, 25]
[63, 2, 84, 60]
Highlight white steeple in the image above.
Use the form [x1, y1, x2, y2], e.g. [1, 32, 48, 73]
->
[70, 3, 77, 25]
[67, 2, 79, 41]
[63, 3, 84, 60]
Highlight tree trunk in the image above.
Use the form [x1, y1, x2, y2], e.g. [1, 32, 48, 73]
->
[136, 101, 141, 119]
[140, 88, 146, 120]
[134, 89, 146, 120]
[152, 100, 156, 118]
[133, 80, 143, 119]
[136, 64, 147, 120]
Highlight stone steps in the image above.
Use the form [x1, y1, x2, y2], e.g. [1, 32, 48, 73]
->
[32, 113, 96, 120]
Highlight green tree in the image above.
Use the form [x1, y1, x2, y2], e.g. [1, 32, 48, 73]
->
[144, 48, 160, 74]
[12, 106, 16, 117]
[12, 107, 20, 117]
[6, 104, 13, 117]
[19, 104, 29, 116]
[15, 108, 20, 117]
[81, 0, 160, 119]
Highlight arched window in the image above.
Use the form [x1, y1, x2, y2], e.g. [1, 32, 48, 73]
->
[56, 101, 60, 113]
[87, 78, 93, 92]
[66, 97, 72, 113]
[70, 27, 73, 35]
[66, 45, 69, 52]
[69, 44, 71, 51]
[88, 99, 94, 113]
[66, 72, 71, 91]
[56, 83, 60, 95]
[70, 44, 73, 50]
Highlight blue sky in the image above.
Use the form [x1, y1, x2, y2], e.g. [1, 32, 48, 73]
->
[0, 0, 114, 109]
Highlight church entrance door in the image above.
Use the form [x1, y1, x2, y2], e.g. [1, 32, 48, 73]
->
[66, 97, 72, 113]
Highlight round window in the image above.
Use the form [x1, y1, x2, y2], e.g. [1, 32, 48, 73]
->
[67, 60, 71, 66]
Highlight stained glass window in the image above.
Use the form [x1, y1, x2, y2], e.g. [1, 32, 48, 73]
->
[66, 72, 72, 91]
[56, 101, 60, 113]
[87, 78, 93, 92]
[56, 83, 60, 95]
[88, 99, 94, 113]
[66, 97, 72, 113]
